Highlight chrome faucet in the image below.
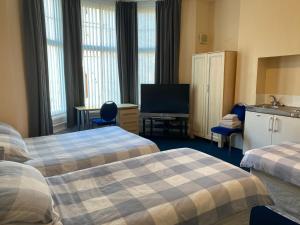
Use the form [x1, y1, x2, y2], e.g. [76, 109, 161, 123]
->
[269, 95, 280, 107]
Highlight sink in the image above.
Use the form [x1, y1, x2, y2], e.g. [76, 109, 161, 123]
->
[255, 104, 279, 109]
[247, 104, 300, 118]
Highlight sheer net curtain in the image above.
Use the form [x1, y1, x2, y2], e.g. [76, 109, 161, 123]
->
[43, 0, 67, 117]
[137, 2, 156, 104]
[81, 0, 120, 108]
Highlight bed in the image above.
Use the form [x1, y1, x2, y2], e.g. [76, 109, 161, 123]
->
[240, 142, 300, 223]
[24, 126, 159, 176]
[44, 148, 272, 225]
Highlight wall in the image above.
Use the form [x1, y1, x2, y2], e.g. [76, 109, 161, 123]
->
[257, 55, 300, 96]
[212, 0, 240, 51]
[179, 0, 198, 84]
[0, 0, 28, 137]
[179, 0, 214, 84]
[179, 0, 240, 84]
[256, 55, 300, 107]
[180, 0, 300, 105]
[236, 0, 300, 104]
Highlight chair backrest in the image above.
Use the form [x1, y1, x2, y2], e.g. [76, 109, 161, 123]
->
[231, 104, 246, 122]
[100, 101, 118, 122]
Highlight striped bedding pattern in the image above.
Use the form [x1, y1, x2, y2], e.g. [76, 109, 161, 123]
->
[241, 142, 300, 187]
[25, 126, 159, 176]
[0, 161, 62, 225]
[47, 148, 272, 225]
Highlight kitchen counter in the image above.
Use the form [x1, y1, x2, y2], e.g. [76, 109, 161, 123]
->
[246, 104, 300, 118]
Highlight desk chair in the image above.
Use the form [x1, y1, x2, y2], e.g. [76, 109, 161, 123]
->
[90, 101, 118, 128]
[211, 104, 246, 151]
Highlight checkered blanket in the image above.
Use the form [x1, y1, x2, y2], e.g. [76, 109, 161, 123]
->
[25, 126, 159, 177]
[241, 142, 300, 187]
[47, 148, 272, 225]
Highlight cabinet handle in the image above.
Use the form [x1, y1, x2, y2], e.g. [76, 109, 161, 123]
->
[273, 117, 279, 132]
[268, 116, 274, 131]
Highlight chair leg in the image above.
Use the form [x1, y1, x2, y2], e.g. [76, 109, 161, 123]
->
[211, 132, 214, 143]
[229, 134, 234, 151]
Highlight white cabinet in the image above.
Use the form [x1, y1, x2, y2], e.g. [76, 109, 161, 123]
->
[191, 51, 237, 140]
[243, 111, 300, 153]
[243, 112, 273, 151]
[271, 115, 300, 145]
[192, 54, 209, 137]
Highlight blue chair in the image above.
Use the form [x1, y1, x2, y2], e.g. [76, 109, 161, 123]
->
[211, 104, 246, 151]
[90, 101, 118, 128]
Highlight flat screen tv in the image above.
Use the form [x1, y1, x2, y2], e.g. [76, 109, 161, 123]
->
[141, 84, 190, 114]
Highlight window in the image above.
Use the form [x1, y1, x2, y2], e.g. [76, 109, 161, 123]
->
[81, 0, 120, 108]
[43, 0, 67, 117]
[137, 2, 156, 104]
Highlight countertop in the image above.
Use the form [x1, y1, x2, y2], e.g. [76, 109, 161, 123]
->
[246, 104, 300, 118]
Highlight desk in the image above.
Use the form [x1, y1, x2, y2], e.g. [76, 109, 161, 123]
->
[75, 104, 138, 131]
[75, 106, 100, 130]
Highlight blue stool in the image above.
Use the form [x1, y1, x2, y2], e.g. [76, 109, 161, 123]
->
[211, 104, 246, 151]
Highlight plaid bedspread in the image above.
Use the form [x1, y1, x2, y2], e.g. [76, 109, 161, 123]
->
[47, 148, 272, 225]
[241, 142, 300, 187]
[25, 126, 159, 177]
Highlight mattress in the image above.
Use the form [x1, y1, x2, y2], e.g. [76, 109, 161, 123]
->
[25, 126, 159, 176]
[240, 142, 300, 187]
[46, 148, 272, 225]
[251, 169, 300, 224]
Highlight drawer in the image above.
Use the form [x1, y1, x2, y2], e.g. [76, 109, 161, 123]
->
[120, 125, 139, 133]
[119, 109, 139, 118]
[119, 114, 138, 123]
[126, 129, 139, 134]
[121, 124, 139, 131]
[119, 121, 139, 127]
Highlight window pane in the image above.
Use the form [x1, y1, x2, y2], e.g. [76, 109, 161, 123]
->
[138, 2, 156, 104]
[43, 0, 66, 117]
[81, 0, 120, 108]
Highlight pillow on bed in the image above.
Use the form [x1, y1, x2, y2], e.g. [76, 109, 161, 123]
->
[0, 122, 22, 138]
[0, 161, 62, 225]
[0, 134, 30, 162]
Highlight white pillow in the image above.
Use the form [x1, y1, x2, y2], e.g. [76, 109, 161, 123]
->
[0, 122, 22, 138]
[0, 161, 62, 225]
[0, 134, 31, 162]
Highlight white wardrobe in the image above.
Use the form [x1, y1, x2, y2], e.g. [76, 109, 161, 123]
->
[191, 51, 237, 140]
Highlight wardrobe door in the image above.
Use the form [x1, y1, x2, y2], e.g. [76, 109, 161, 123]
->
[207, 52, 225, 139]
[192, 54, 209, 138]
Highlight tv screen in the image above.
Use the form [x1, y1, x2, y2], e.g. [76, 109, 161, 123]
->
[141, 84, 190, 114]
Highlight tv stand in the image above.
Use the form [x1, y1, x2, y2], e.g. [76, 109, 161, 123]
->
[141, 113, 189, 137]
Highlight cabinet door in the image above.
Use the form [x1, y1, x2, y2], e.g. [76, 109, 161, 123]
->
[192, 54, 209, 137]
[243, 111, 273, 153]
[271, 115, 300, 145]
[207, 52, 225, 139]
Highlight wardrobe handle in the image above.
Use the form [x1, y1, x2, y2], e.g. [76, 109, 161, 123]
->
[268, 116, 274, 131]
[273, 117, 279, 132]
